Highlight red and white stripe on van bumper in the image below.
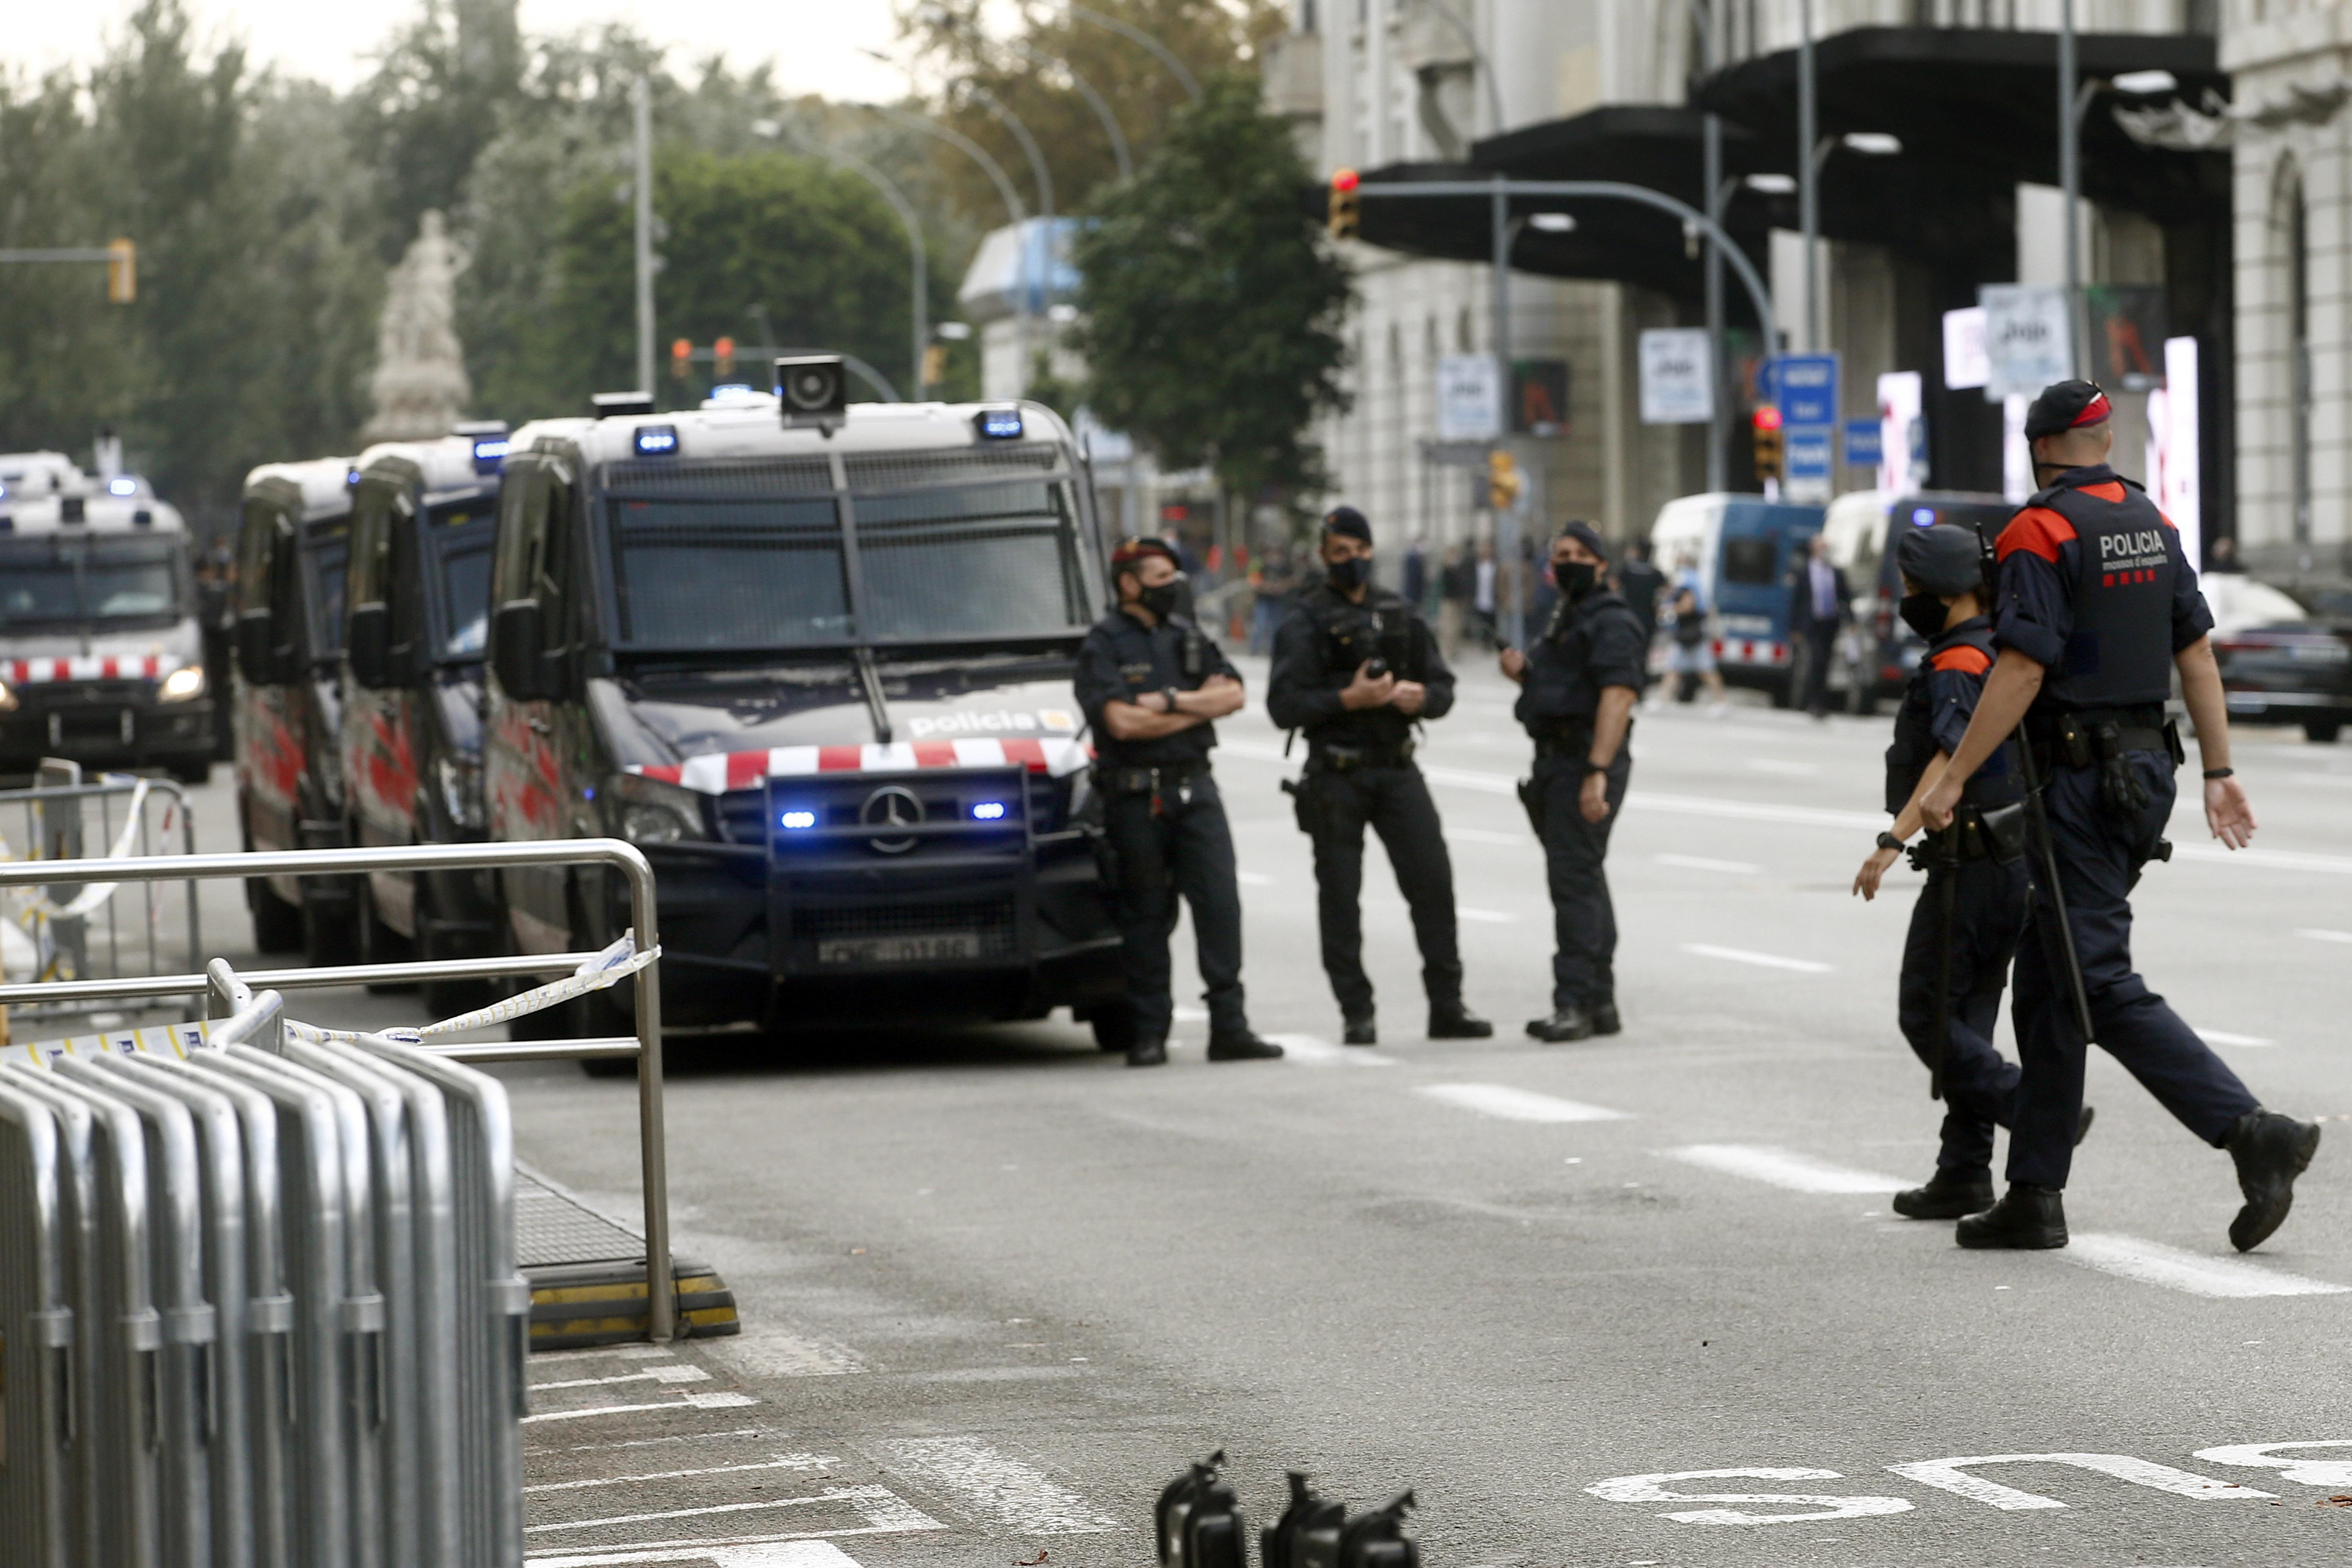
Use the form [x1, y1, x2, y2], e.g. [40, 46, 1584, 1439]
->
[6, 655, 165, 686]
[1712, 638, 1790, 667]
[628, 736, 1092, 794]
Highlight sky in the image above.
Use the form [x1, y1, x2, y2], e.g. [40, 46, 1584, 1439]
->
[10, 0, 910, 99]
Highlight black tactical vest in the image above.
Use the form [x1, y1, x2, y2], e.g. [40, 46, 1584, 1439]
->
[1885, 622, 2021, 813]
[2034, 472, 2179, 710]
[1307, 585, 1421, 683]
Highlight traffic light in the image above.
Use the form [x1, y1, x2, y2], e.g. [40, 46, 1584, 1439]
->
[105, 237, 135, 304]
[670, 337, 692, 380]
[1328, 168, 1361, 242]
[1751, 405, 1784, 481]
[922, 343, 945, 389]
[713, 336, 735, 378]
[1486, 448, 1522, 512]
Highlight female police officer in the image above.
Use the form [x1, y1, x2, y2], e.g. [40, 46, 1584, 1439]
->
[1920, 380, 2319, 1252]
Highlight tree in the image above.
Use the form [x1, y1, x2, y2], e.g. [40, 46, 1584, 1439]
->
[1071, 72, 1351, 512]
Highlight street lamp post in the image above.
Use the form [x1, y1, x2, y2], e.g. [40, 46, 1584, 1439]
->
[631, 74, 655, 396]
[1066, 4, 1202, 103]
[996, 36, 1133, 182]
[1689, 0, 1726, 491]
[1798, 0, 1817, 352]
[2059, 0, 2080, 376]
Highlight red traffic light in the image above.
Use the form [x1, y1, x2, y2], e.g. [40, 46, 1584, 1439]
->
[1752, 406, 1783, 431]
[1331, 167, 1360, 193]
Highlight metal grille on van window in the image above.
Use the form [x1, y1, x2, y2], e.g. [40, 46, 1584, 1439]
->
[842, 445, 1060, 493]
[602, 457, 837, 497]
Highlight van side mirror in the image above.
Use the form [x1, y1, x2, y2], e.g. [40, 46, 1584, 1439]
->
[347, 603, 392, 688]
[233, 612, 278, 685]
[492, 599, 545, 700]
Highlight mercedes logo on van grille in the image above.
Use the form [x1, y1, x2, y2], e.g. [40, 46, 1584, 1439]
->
[860, 784, 924, 854]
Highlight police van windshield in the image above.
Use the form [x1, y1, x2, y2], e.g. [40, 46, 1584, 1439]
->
[426, 499, 495, 660]
[0, 536, 184, 629]
[604, 469, 1090, 651]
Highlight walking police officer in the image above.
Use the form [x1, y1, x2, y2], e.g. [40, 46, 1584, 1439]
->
[1075, 537, 1282, 1068]
[1501, 522, 1643, 1042]
[1853, 523, 2076, 1217]
[1921, 380, 2319, 1251]
[1267, 508, 1492, 1045]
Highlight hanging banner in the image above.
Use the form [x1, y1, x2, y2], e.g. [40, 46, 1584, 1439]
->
[1942, 306, 1990, 391]
[1638, 329, 1713, 424]
[1981, 285, 2073, 400]
[1877, 371, 1926, 495]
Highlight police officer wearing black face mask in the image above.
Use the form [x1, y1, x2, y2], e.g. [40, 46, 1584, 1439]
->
[1267, 507, 1491, 1045]
[1501, 521, 1643, 1042]
[1853, 523, 2085, 1219]
[1922, 380, 2319, 1252]
[1074, 537, 1282, 1068]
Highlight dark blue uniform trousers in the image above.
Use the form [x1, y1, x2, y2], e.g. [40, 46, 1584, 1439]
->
[1897, 855, 2027, 1184]
[1305, 763, 1464, 1020]
[1105, 774, 1247, 1042]
[2007, 751, 2260, 1188]
[1537, 750, 1630, 1011]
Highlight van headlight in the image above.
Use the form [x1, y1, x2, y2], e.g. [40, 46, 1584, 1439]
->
[609, 772, 710, 845]
[435, 753, 485, 830]
[157, 665, 207, 703]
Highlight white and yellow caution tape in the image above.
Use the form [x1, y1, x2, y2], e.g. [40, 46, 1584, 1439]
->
[16, 1017, 214, 1066]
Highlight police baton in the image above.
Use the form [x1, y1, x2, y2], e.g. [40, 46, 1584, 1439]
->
[2015, 721, 2098, 1047]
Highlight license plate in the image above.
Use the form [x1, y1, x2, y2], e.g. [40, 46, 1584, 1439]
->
[815, 933, 983, 965]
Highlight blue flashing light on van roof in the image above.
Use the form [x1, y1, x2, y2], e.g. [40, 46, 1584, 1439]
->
[107, 476, 138, 496]
[634, 424, 680, 456]
[472, 437, 511, 473]
[1911, 506, 1936, 526]
[974, 408, 1024, 440]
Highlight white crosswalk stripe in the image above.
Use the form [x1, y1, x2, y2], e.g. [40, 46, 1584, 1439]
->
[1666, 1145, 1907, 1194]
[2061, 1234, 2351, 1298]
[1418, 1083, 1632, 1123]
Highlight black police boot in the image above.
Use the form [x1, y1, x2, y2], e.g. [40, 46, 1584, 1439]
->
[1589, 1001, 1622, 1036]
[1954, 1183, 2067, 1249]
[1207, 1030, 1284, 1062]
[1341, 1015, 1377, 1046]
[2225, 1109, 2322, 1252]
[1892, 1175, 1995, 1220]
[1427, 1002, 1492, 1039]
[1525, 1007, 1594, 1044]
[1127, 1037, 1168, 1068]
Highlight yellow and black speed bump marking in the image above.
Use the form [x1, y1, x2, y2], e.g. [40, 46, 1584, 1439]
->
[526, 1257, 741, 1351]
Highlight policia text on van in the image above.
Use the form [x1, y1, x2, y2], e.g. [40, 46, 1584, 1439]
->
[481, 376, 1121, 1035]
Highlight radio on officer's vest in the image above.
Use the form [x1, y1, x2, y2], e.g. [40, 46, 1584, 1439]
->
[1262, 1471, 1348, 1568]
[1156, 1450, 1247, 1568]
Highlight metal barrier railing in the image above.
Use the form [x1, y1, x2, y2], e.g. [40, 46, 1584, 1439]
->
[0, 836, 676, 1338]
[0, 763, 200, 1024]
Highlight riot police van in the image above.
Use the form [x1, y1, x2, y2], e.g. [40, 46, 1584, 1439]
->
[0, 463, 214, 781]
[235, 456, 358, 955]
[338, 423, 516, 1006]
[483, 372, 1122, 1038]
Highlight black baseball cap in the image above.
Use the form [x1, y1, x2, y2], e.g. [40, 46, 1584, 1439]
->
[2023, 379, 2113, 441]
[1554, 519, 1610, 563]
[1321, 505, 1372, 543]
[1897, 522, 1982, 597]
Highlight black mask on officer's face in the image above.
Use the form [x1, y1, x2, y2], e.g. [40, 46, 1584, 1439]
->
[1556, 560, 1599, 600]
[1899, 591, 1948, 642]
[1325, 555, 1372, 592]
[1136, 574, 1186, 621]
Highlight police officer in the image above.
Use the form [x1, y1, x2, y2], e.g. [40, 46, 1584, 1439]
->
[1267, 507, 1491, 1045]
[1922, 380, 2319, 1251]
[1854, 524, 2076, 1217]
[1074, 537, 1282, 1068]
[1501, 522, 1643, 1042]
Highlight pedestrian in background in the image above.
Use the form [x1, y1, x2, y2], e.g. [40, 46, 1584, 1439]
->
[1616, 537, 1667, 689]
[1789, 533, 1851, 719]
[1437, 543, 1470, 660]
[1501, 521, 1642, 1042]
[1473, 540, 1498, 646]
[1402, 534, 1430, 613]
[1268, 506, 1491, 1046]
[1651, 554, 1728, 715]
[1074, 536, 1282, 1068]
[1920, 379, 2318, 1253]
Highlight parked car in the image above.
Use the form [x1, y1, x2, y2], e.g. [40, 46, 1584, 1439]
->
[2211, 579, 2352, 744]
[1648, 493, 1827, 705]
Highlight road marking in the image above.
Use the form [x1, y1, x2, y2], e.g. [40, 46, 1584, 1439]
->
[533, 1364, 710, 1392]
[538, 1428, 765, 1456]
[1681, 942, 1834, 974]
[521, 1391, 758, 1425]
[2061, 1234, 2350, 1298]
[525, 1455, 840, 1494]
[533, 1343, 678, 1365]
[2194, 1440, 2352, 1488]
[1666, 1145, 1906, 1194]
[1447, 826, 1525, 846]
[1266, 1033, 1397, 1066]
[1236, 871, 1274, 886]
[1746, 759, 1820, 776]
[1884, 1452, 2272, 1510]
[524, 1490, 940, 1558]
[527, 1486, 935, 1536]
[1458, 906, 1516, 923]
[871, 1436, 1120, 1534]
[2295, 928, 2352, 944]
[527, 1542, 864, 1567]
[2198, 1028, 2276, 1047]
[702, 1326, 866, 1378]
[1585, 1468, 1913, 1525]
[1418, 1083, 1632, 1123]
[1655, 853, 1762, 874]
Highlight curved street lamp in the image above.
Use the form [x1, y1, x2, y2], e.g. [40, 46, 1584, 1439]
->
[1066, 4, 1202, 103]
[996, 35, 1133, 183]
[755, 119, 930, 397]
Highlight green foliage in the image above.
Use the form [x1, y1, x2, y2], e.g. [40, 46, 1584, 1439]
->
[1071, 72, 1352, 505]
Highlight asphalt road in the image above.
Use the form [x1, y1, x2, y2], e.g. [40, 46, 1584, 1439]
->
[171, 663, 2352, 1568]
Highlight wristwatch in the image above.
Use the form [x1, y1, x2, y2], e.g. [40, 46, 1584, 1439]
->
[1876, 831, 1905, 852]
[1583, 758, 1610, 776]
[1161, 687, 1181, 714]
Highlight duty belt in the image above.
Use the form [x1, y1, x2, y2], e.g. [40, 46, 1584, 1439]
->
[1530, 728, 1596, 760]
[1306, 738, 1415, 772]
[2029, 704, 2180, 771]
[1095, 761, 1207, 797]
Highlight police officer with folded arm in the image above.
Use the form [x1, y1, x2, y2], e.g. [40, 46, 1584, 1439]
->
[1501, 522, 1642, 1042]
[1074, 537, 1282, 1068]
[1853, 523, 2090, 1219]
[1920, 380, 2318, 1251]
[1267, 507, 1492, 1045]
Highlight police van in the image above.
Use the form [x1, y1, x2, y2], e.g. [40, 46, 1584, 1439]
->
[483, 372, 1122, 1040]
[235, 456, 358, 955]
[1648, 492, 1826, 706]
[339, 423, 514, 1005]
[0, 459, 213, 781]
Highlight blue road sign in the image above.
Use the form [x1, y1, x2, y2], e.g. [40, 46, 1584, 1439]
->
[1784, 426, 1832, 482]
[1843, 419, 1882, 467]
[1771, 353, 1841, 428]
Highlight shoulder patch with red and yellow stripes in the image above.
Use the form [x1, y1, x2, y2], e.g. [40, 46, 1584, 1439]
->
[1929, 644, 1993, 676]
[1996, 506, 2076, 563]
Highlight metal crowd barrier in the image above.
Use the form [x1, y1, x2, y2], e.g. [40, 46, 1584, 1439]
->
[0, 761, 201, 1026]
[0, 840, 670, 1565]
